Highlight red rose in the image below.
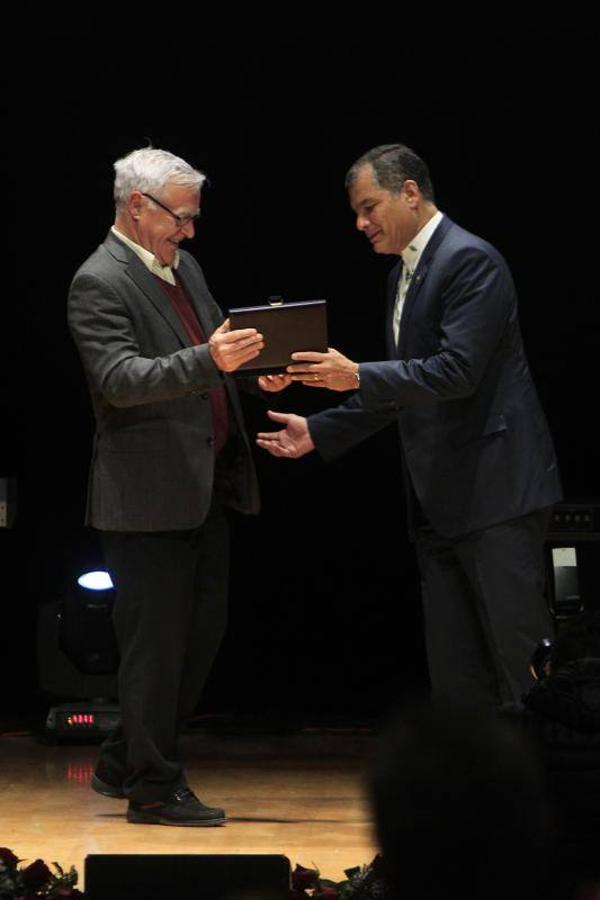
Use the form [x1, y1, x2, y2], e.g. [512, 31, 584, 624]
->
[292, 864, 320, 891]
[315, 890, 339, 899]
[54, 889, 85, 898]
[21, 858, 52, 890]
[0, 847, 19, 869]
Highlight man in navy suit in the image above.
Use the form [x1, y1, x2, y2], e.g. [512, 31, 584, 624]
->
[257, 144, 561, 707]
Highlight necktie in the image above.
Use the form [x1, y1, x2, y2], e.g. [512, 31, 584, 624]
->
[392, 265, 412, 348]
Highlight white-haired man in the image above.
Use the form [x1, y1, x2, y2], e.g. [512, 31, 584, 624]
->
[69, 147, 289, 826]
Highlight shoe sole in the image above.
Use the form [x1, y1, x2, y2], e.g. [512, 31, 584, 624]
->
[127, 809, 226, 826]
[91, 775, 126, 800]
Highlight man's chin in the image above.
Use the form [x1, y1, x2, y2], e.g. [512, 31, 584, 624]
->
[369, 235, 389, 254]
[371, 242, 391, 255]
[158, 250, 177, 267]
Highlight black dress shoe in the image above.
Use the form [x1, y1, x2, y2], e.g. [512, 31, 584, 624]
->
[91, 762, 126, 799]
[127, 787, 226, 826]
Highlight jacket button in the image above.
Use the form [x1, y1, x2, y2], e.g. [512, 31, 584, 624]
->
[201, 392, 209, 400]
[206, 437, 215, 447]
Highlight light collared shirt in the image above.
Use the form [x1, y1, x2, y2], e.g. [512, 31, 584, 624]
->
[111, 226, 180, 285]
[392, 210, 444, 347]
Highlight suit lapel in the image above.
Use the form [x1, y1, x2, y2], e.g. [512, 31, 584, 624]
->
[104, 232, 191, 346]
[396, 216, 454, 357]
[177, 255, 217, 340]
[176, 252, 245, 425]
[398, 262, 429, 344]
[129, 263, 193, 346]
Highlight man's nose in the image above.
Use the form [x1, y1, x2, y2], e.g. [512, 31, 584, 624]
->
[356, 214, 368, 232]
[181, 219, 195, 239]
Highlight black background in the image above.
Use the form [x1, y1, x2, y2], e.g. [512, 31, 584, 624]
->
[2, 14, 598, 725]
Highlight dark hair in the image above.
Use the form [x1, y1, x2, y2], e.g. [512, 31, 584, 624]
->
[369, 703, 550, 900]
[345, 143, 435, 202]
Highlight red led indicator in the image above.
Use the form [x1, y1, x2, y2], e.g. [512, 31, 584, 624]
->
[65, 713, 96, 726]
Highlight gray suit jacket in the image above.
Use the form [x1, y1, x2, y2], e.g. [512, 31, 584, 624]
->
[68, 230, 260, 531]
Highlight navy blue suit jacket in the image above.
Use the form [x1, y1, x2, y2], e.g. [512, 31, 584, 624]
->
[308, 216, 561, 538]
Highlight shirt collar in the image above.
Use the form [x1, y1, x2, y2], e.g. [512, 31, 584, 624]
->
[401, 210, 444, 273]
[111, 226, 180, 285]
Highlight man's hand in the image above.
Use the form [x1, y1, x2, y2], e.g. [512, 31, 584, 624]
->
[257, 374, 294, 392]
[256, 411, 315, 458]
[209, 319, 264, 373]
[287, 347, 359, 392]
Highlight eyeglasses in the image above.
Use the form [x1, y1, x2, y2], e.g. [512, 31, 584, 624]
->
[141, 192, 200, 229]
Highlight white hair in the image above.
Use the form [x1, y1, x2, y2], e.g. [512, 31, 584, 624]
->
[113, 147, 206, 206]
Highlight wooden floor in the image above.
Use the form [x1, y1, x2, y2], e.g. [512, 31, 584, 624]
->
[0, 728, 378, 890]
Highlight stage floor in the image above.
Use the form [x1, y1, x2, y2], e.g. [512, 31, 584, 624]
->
[0, 728, 377, 890]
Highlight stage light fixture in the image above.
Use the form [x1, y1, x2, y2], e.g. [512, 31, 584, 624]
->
[45, 701, 120, 740]
[59, 568, 118, 676]
[77, 570, 114, 591]
[42, 566, 120, 741]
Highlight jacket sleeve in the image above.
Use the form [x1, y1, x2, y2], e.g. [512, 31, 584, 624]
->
[68, 271, 225, 408]
[308, 392, 398, 462]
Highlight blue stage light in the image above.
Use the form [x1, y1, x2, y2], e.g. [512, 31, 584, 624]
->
[77, 570, 114, 591]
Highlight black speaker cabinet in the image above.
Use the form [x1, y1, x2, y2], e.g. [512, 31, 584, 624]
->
[84, 854, 290, 900]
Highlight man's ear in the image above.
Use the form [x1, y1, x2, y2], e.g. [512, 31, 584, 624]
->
[402, 180, 421, 208]
[129, 190, 145, 220]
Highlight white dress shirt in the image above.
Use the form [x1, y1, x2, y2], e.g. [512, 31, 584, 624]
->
[392, 210, 444, 347]
[111, 226, 180, 285]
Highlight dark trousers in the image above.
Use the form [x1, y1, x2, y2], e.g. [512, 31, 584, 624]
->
[97, 501, 229, 803]
[414, 507, 553, 706]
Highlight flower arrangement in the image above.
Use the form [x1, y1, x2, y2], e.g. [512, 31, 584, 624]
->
[0, 848, 84, 899]
[1, 846, 388, 899]
[290, 855, 390, 899]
